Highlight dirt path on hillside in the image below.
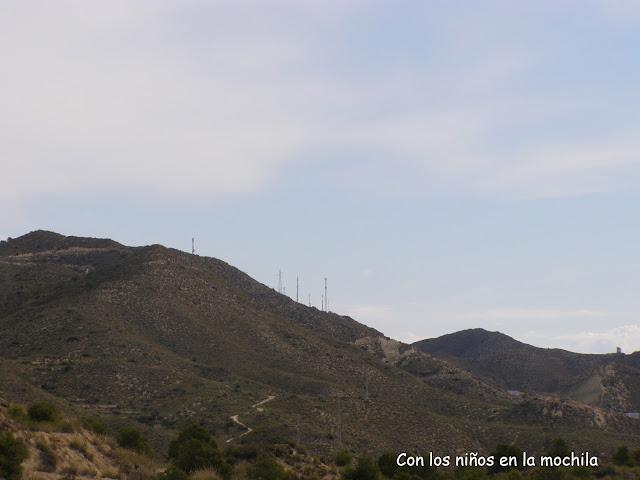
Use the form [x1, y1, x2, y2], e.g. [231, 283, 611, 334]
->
[226, 395, 276, 443]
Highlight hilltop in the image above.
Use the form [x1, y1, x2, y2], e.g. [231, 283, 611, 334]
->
[1, 231, 639, 458]
[414, 328, 640, 412]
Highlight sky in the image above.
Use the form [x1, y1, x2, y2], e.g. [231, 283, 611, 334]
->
[2, 0, 640, 353]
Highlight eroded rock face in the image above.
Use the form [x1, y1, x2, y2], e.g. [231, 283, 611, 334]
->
[0, 399, 122, 480]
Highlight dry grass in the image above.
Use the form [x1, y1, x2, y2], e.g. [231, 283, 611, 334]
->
[115, 446, 161, 478]
[190, 467, 224, 480]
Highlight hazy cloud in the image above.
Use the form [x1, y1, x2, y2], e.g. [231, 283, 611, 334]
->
[4, 1, 640, 209]
[544, 325, 640, 354]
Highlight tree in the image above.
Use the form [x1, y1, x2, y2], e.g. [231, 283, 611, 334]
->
[0, 432, 29, 480]
[168, 425, 228, 476]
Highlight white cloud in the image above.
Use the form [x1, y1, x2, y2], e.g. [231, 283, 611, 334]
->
[3, 0, 640, 210]
[339, 302, 635, 353]
[453, 308, 609, 321]
[343, 304, 395, 323]
[544, 325, 640, 354]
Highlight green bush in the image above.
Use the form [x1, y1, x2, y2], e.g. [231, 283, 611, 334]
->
[335, 449, 352, 467]
[168, 425, 228, 476]
[0, 432, 29, 480]
[7, 405, 27, 421]
[226, 445, 258, 462]
[81, 415, 108, 435]
[117, 427, 149, 454]
[377, 452, 396, 477]
[247, 454, 288, 480]
[545, 438, 570, 458]
[487, 445, 523, 474]
[343, 456, 380, 480]
[612, 445, 632, 466]
[27, 402, 59, 423]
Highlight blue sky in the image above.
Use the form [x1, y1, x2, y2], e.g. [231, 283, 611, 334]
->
[2, 1, 640, 353]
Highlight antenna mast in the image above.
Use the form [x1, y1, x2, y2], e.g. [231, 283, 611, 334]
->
[192, 237, 195, 255]
[296, 276, 299, 302]
[278, 270, 282, 293]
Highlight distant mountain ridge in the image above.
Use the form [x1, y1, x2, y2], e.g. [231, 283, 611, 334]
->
[414, 328, 640, 412]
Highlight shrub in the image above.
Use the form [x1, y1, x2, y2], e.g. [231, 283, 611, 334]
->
[335, 449, 352, 467]
[28, 402, 59, 422]
[488, 444, 523, 474]
[117, 427, 150, 454]
[545, 438, 571, 458]
[342, 456, 380, 480]
[156, 467, 188, 480]
[7, 405, 27, 421]
[0, 432, 29, 480]
[377, 453, 396, 477]
[81, 416, 108, 435]
[225, 445, 258, 462]
[247, 454, 288, 480]
[612, 445, 632, 466]
[168, 425, 228, 475]
[191, 467, 224, 480]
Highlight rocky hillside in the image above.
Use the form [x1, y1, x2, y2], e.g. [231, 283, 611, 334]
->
[1, 231, 639, 458]
[0, 397, 137, 479]
[414, 329, 640, 412]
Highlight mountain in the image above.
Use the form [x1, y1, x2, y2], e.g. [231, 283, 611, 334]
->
[414, 329, 640, 412]
[1, 231, 639, 458]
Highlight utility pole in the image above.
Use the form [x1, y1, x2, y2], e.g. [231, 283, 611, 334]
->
[191, 237, 195, 255]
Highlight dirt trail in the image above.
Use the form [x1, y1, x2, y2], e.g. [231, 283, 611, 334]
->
[226, 395, 276, 443]
[252, 395, 276, 412]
